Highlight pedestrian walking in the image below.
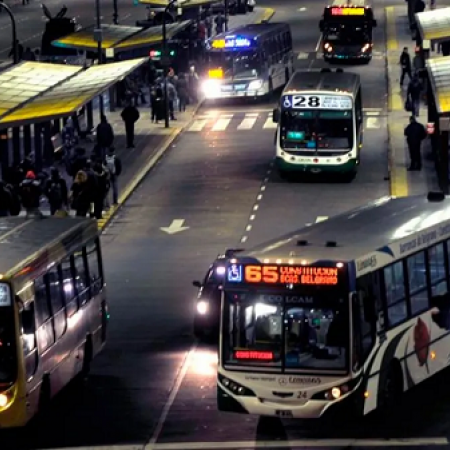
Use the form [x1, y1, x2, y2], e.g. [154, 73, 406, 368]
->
[70, 170, 91, 217]
[104, 148, 122, 205]
[400, 47, 412, 87]
[44, 167, 68, 215]
[177, 73, 189, 112]
[121, 102, 140, 148]
[19, 171, 41, 216]
[214, 12, 227, 34]
[407, 75, 423, 116]
[188, 65, 199, 103]
[96, 115, 115, 159]
[404, 116, 427, 171]
[166, 80, 177, 121]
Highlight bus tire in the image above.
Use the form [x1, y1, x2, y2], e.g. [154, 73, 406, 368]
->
[279, 169, 290, 180]
[268, 77, 274, 96]
[80, 336, 93, 379]
[341, 170, 356, 183]
[38, 375, 51, 413]
[378, 362, 403, 411]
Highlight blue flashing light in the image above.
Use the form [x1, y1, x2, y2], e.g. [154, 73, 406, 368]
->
[225, 36, 252, 48]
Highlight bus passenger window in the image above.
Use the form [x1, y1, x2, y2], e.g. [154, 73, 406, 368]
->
[33, 276, 54, 352]
[407, 251, 429, 315]
[384, 262, 407, 326]
[61, 256, 78, 317]
[47, 265, 66, 340]
[429, 243, 448, 296]
[74, 250, 89, 305]
[20, 304, 37, 380]
[86, 239, 103, 295]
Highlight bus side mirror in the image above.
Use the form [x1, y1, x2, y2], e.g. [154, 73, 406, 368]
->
[192, 280, 202, 288]
[21, 309, 35, 334]
[319, 20, 324, 32]
[373, 19, 377, 27]
[272, 108, 280, 123]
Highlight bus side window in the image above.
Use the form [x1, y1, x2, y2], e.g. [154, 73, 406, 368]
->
[86, 239, 103, 296]
[47, 264, 66, 340]
[384, 261, 407, 326]
[61, 256, 78, 317]
[33, 275, 55, 354]
[74, 250, 90, 306]
[407, 251, 429, 315]
[429, 243, 447, 296]
[20, 303, 38, 380]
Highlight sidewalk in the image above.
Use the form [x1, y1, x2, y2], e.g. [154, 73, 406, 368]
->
[16, 6, 275, 228]
[386, 4, 440, 197]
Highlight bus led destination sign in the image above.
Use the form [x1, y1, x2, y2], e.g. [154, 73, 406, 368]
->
[331, 7, 365, 15]
[227, 264, 340, 285]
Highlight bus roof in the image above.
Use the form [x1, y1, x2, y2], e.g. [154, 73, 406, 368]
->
[211, 22, 290, 42]
[0, 217, 98, 280]
[235, 194, 450, 267]
[283, 69, 360, 96]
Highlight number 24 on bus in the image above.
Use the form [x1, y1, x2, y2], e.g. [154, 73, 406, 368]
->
[242, 265, 340, 285]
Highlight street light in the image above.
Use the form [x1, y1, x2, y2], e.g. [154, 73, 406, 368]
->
[162, 0, 178, 128]
[0, 3, 18, 64]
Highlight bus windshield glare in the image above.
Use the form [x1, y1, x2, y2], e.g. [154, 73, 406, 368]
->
[0, 307, 17, 383]
[280, 110, 353, 149]
[326, 28, 370, 45]
[223, 292, 349, 371]
[207, 50, 261, 79]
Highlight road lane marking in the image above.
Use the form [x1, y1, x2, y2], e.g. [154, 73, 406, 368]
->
[297, 51, 309, 59]
[147, 344, 197, 445]
[160, 219, 189, 234]
[187, 119, 207, 132]
[315, 34, 323, 52]
[366, 117, 380, 129]
[211, 117, 231, 131]
[145, 437, 450, 449]
[298, 6, 307, 11]
[386, 6, 398, 51]
[237, 115, 258, 130]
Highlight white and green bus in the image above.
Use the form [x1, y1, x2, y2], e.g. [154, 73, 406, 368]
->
[272, 68, 363, 181]
[218, 192, 450, 419]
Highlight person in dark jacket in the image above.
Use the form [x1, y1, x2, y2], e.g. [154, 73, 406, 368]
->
[96, 115, 115, 159]
[121, 102, 140, 148]
[150, 86, 164, 123]
[104, 148, 122, 205]
[8, 40, 23, 61]
[68, 147, 88, 178]
[70, 170, 91, 216]
[44, 167, 68, 215]
[0, 182, 12, 217]
[400, 47, 412, 87]
[404, 116, 427, 171]
[177, 73, 189, 113]
[92, 162, 110, 219]
[19, 171, 41, 215]
[407, 75, 423, 117]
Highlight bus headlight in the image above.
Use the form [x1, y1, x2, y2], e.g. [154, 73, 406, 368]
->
[361, 43, 371, 52]
[202, 79, 221, 98]
[0, 393, 8, 407]
[218, 374, 256, 397]
[196, 300, 209, 315]
[248, 79, 263, 90]
[324, 42, 333, 52]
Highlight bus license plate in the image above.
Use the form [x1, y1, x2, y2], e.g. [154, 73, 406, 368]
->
[275, 410, 293, 418]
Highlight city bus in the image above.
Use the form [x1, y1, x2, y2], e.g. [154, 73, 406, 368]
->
[0, 217, 108, 427]
[217, 192, 450, 418]
[272, 68, 363, 181]
[202, 23, 294, 99]
[319, 0, 377, 62]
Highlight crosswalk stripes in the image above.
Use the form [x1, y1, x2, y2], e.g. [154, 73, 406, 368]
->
[186, 110, 384, 133]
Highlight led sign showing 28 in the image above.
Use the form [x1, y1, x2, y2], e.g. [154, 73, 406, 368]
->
[331, 7, 365, 15]
[244, 265, 339, 286]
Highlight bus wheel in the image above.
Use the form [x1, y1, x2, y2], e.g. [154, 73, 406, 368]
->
[341, 171, 356, 183]
[38, 376, 51, 413]
[379, 363, 402, 411]
[268, 77, 274, 97]
[80, 336, 93, 379]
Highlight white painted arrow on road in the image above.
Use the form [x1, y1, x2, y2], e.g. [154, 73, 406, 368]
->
[160, 219, 189, 235]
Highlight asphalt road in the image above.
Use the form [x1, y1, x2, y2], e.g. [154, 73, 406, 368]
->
[2, 0, 450, 449]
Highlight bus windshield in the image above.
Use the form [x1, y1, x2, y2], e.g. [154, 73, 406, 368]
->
[222, 292, 349, 371]
[326, 28, 371, 45]
[0, 307, 16, 383]
[280, 110, 353, 150]
[207, 50, 261, 79]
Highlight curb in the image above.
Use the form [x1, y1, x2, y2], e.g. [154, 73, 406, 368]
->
[97, 6, 276, 232]
[97, 100, 203, 231]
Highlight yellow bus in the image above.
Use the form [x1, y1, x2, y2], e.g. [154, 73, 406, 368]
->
[0, 216, 108, 427]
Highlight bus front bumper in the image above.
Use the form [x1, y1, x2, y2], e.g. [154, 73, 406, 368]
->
[205, 89, 267, 99]
[276, 156, 357, 174]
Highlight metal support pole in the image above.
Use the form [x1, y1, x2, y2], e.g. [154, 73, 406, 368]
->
[34, 124, 43, 173]
[439, 117, 450, 195]
[224, 0, 229, 31]
[0, 130, 9, 181]
[95, 0, 105, 117]
[113, 0, 118, 24]
[0, 3, 18, 64]
[23, 125, 31, 156]
[163, 3, 170, 128]
[12, 127, 20, 166]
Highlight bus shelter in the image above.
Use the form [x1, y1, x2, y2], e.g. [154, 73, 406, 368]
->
[416, 7, 450, 46]
[0, 58, 147, 180]
[425, 56, 450, 194]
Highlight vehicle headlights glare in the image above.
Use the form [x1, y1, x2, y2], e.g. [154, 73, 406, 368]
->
[202, 79, 221, 98]
[196, 300, 209, 315]
[248, 79, 263, 90]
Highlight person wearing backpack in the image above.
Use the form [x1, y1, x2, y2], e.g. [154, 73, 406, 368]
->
[44, 167, 68, 215]
[104, 148, 122, 205]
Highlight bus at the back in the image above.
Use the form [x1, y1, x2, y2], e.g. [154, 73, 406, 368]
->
[272, 69, 363, 181]
[320, 0, 377, 62]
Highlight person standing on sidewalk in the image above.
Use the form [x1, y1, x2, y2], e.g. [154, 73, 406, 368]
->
[44, 167, 68, 215]
[407, 75, 423, 117]
[177, 73, 189, 113]
[104, 148, 122, 206]
[400, 47, 412, 87]
[96, 115, 115, 159]
[121, 102, 140, 149]
[19, 171, 42, 216]
[215, 12, 227, 34]
[404, 116, 427, 171]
